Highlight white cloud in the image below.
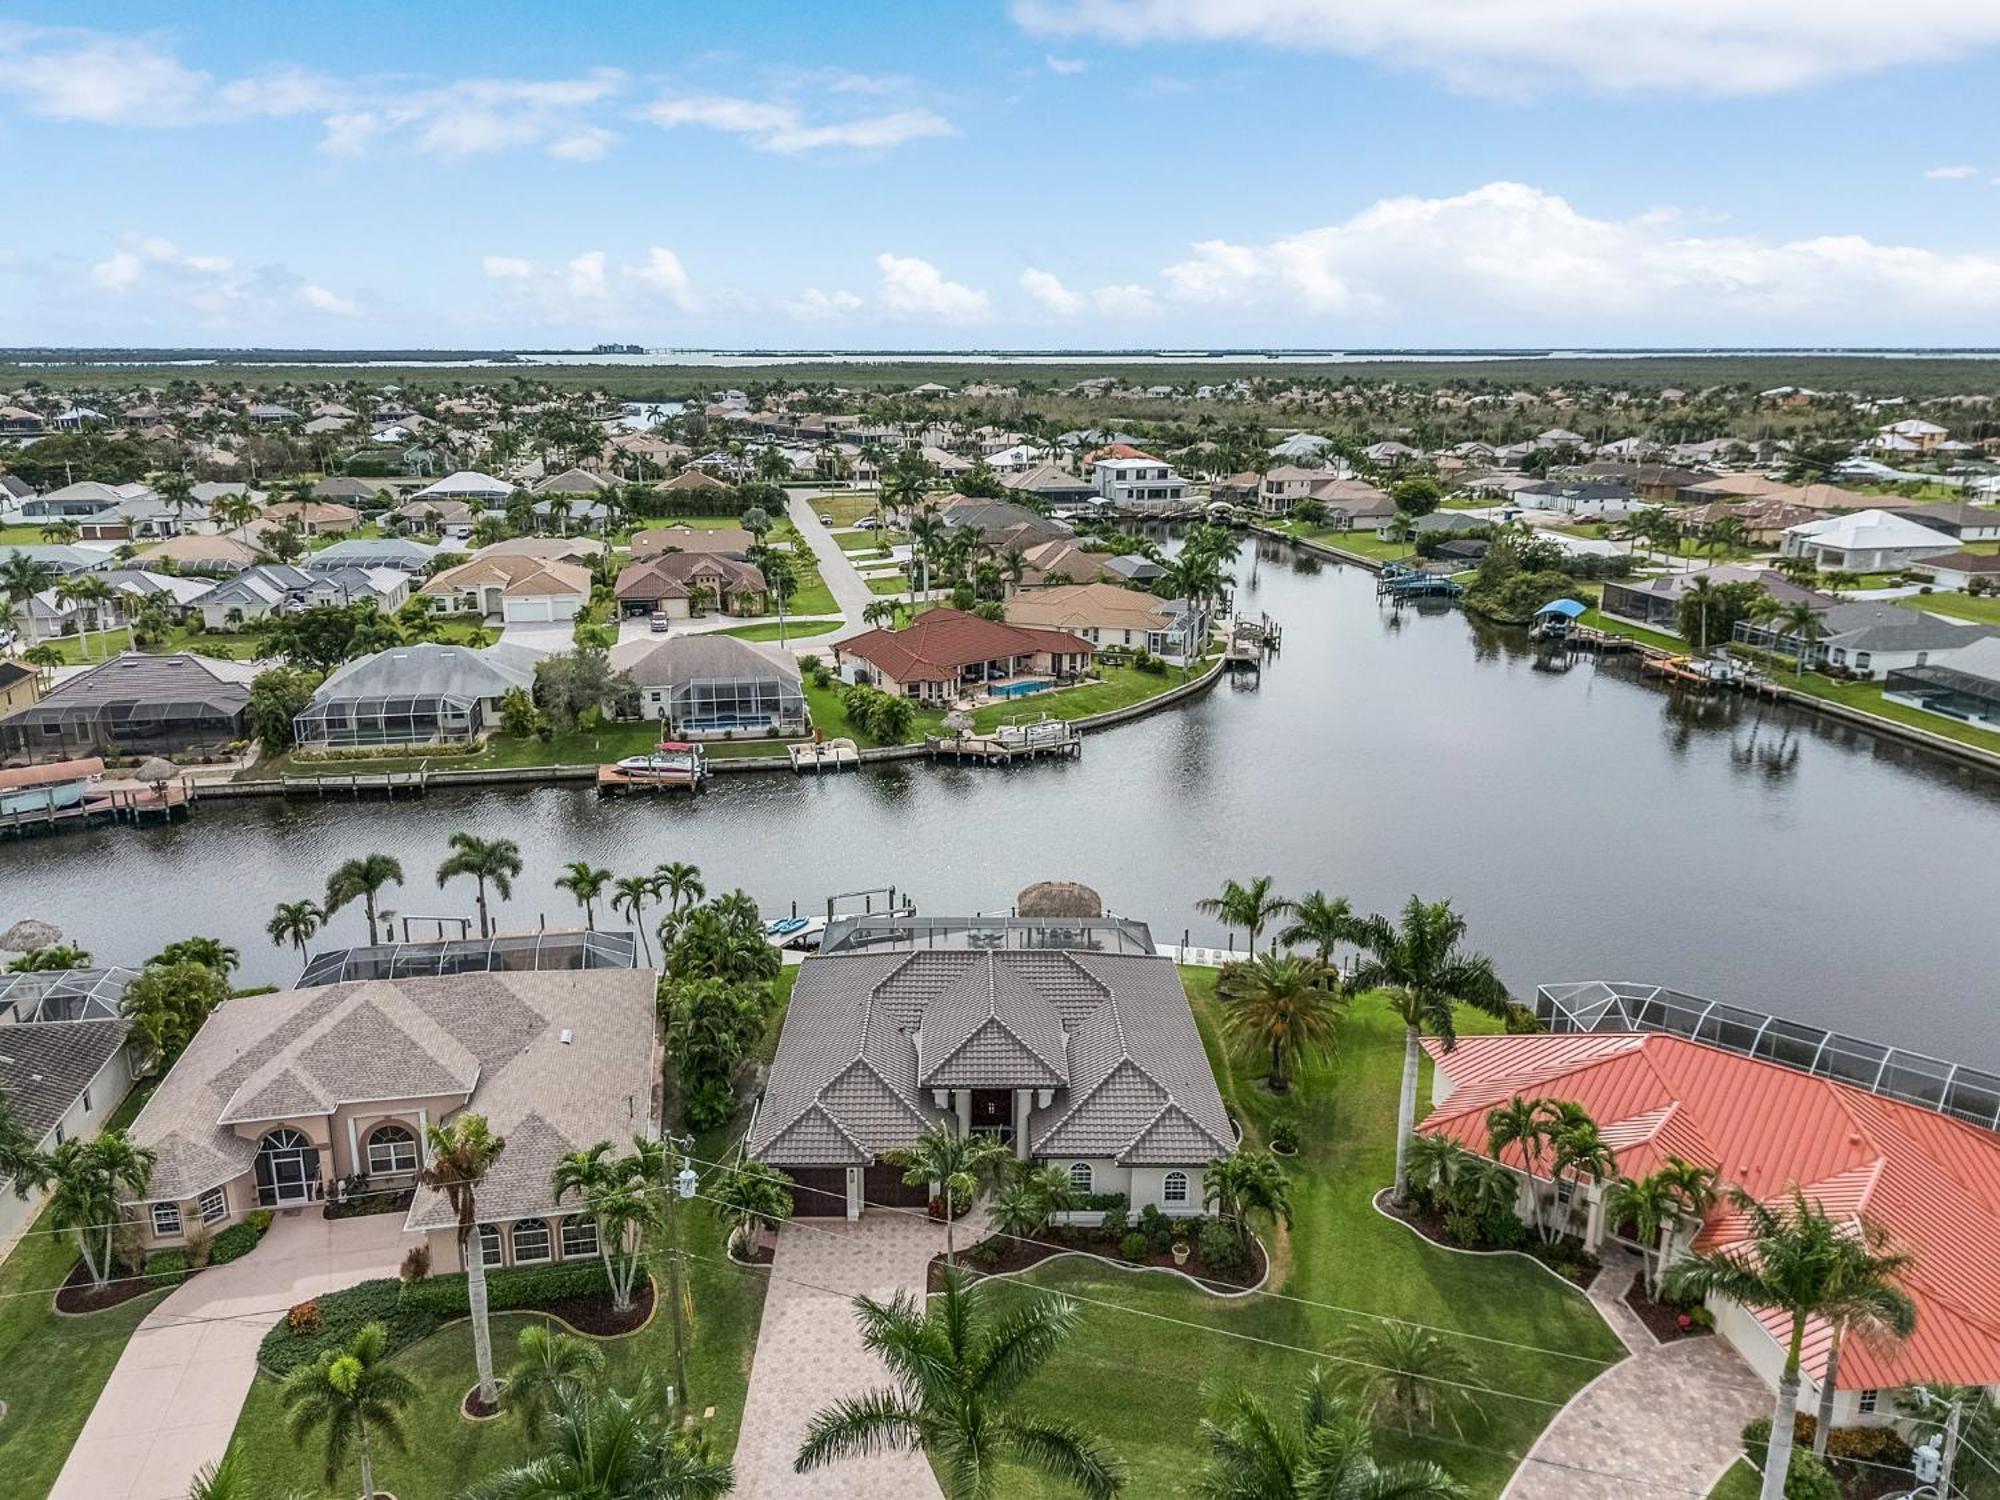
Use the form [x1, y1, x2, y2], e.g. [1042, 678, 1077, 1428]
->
[874, 253, 991, 323]
[1010, 0, 2000, 95]
[645, 93, 954, 153]
[1045, 55, 1089, 74]
[787, 287, 865, 320]
[564, 251, 610, 302]
[301, 284, 358, 316]
[633, 247, 698, 310]
[1020, 267, 1084, 314]
[77, 232, 356, 328]
[0, 26, 218, 124]
[477, 246, 706, 324]
[547, 127, 616, 162]
[483, 255, 534, 279]
[1924, 164, 1980, 180]
[1021, 267, 1159, 318]
[1091, 282, 1160, 317]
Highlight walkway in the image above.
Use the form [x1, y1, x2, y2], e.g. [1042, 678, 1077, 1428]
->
[733, 1212, 961, 1500]
[51, 1210, 409, 1500]
[786, 493, 874, 642]
[1504, 1250, 1766, 1500]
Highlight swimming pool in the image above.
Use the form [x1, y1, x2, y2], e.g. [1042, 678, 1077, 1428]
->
[988, 679, 1052, 699]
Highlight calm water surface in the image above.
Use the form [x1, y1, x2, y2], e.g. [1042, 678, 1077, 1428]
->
[7, 539, 1998, 1065]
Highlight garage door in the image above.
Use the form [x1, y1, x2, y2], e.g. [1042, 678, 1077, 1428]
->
[784, 1167, 849, 1217]
[504, 596, 555, 623]
[864, 1160, 932, 1211]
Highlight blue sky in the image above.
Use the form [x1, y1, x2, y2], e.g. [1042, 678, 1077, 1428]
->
[4, 1, 2000, 347]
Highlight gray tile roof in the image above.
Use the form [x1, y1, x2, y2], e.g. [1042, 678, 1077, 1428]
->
[610, 635, 801, 691]
[0, 1018, 130, 1150]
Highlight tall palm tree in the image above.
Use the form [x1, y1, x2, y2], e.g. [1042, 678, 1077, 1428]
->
[504, 1323, 605, 1443]
[467, 1375, 734, 1500]
[554, 861, 611, 929]
[185, 1444, 310, 1500]
[1277, 890, 1365, 988]
[1665, 1189, 1915, 1500]
[1484, 1096, 1554, 1237]
[1349, 897, 1510, 1205]
[610, 875, 656, 963]
[795, 1267, 1124, 1499]
[55, 574, 113, 660]
[1196, 1366, 1467, 1500]
[1776, 599, 1822, 677]
[1332, 1322, 1485, 1438]
[1544, 1111, 1616, 1243]
[324, 853, 404, 946]
[265, 899, 325, 960]
[1196, 875, 1292, 956]
[549, 1140, 654, 1314]
[1203, 1148, 1294, 1250]
[1809, 1224, 1921, 1458]
[1606, 1157, 1718, 1298]
[1215, 953, 1344, 1093]
[882, 1123, 1012, 1263]
[652, 862, 705, 930]
[0, 552, 59, 617]
[436, 833, 524, 938]
[45, 1130, 155, 1290]
[280, 1321, 418, 1500]
[422, 1114, 508, 1407]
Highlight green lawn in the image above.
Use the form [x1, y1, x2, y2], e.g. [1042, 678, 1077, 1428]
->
[0, 524, 49, 545]
[866, 575, 910, 596]
[808, 494, 885, 526]
[833, 529, 905, 554]
[972, 975, 1626, 1500]
[1707, 1458, 1761, 1498]
[800, 677, 945, 747]
[966, 661, 1204, 734]
[1901, 590, 2000, 626]
[770, 519, 838, 616]
[1744, 662, 2000, 754]
[1268, 522, 1417, 564]
[1576, 606, 1685, 654]
[0, 1085, 167, 1500]
[715, 618, 842, 642]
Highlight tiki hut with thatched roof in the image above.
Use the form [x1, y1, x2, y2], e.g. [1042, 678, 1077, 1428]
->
[1016, 881, 1103, 919]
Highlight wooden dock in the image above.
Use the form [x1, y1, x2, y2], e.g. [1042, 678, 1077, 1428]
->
[789, 738, 860, 774]
[0, 781, 194, 838]
[596, 764, 704, 794]
[926, 719, 1081, 764]
[282, 768, 430, 798]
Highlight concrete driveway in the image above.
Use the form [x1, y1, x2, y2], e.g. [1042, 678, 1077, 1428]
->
[51, 1210, 410, 1500]
[733, 1213, 963, 1500]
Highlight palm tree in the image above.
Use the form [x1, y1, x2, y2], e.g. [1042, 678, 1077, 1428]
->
[1215, 953, 1344, 1093]
[1203, 1148, 1294, 1249]
[1665, 1189, 1915, 1500]
[1683, 575, 1720, 654]
[422, 1114, 508, 1407]
[549, 1139, 654, 1314]
[1332, 1322, 1485, 1437]
[265, 899, 325, 960]
[709, 1159, 794, 1257]
[0, 1090, 47, 1201]
[652, 862, 704, 939]
[1484, 1096, 1553, 1236]
[862, 598, 902, 629]
[280, 1321, 417, 1500]
[1401, 1133, 1465, 1211]
[1809, 1224, 1921, 1458]
[324, 853, 404, 946]
[1196, 1366, 1467, 1500]
[45, 1129, 155, 1290]
[1606, 1158, 1718, 1298]
[1776, 599, 1822, 676]
[882, 1122, 1012, 1263]
[436, 833, 524, 938]
[467, 1375, 734, 1500]
[554, 860, 611, 929]
[0, 552, 59, 618]
[1350, 897, 1510, 1205]
[610, 875, 656, 963]
[1543, 1105, 1616, 1243]
[1277, 890, 1365, 988]
[185, 1445, 309, 1500]
[1196, 875, 1292, 956]
[795, 1267, 1124, 1499]
[55, 574, 113, 660]
[504, 1323, 605, 1443]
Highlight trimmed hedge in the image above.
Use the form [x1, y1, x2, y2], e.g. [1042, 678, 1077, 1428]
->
[209, 1210, 273, 1266]
[257, 1260, 612, 1375]
[143, 1249, 192, 1288]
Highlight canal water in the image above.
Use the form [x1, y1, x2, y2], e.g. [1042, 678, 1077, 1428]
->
[7, 537, 1999, 1065]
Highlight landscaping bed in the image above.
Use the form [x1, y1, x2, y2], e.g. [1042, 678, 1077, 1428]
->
[1373, 1188, 1602, 1289]
[936, 1222, 1268, 1294]
[537, 1275, 655, 1337]
[54, 1209, 275, 1313]
[1621, 1278, 1714, 1342]
[325, 1187, 415, 1220]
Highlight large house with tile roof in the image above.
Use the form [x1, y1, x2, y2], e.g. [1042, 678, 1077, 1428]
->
[1418, 1030, 2000, 1426]
[833, 607, 1094, 705]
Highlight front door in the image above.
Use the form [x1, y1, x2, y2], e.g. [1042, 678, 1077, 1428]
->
[255, 1128, 323, 1206]
[970, 1089, 1014, 1140]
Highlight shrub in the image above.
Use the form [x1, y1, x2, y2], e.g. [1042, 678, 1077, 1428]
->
[681, 1076, 738, 1132]
[144, 1249, 192, 1287]
[246, 1209, 274, 1233]
[1781, 1452, 1841, 1500]
[399, 1244, 431, 1285]
[209, 1222, 262, 1265]
[182, 1219, 213, 1269]
[1119, 1231, 1149, 1261]
[286, 1300, 324, 1336]
[1097, 1203, 1128, 1240]
[1197, 1218, 1246, 1275]
[1269, 1118, 1301, 1154]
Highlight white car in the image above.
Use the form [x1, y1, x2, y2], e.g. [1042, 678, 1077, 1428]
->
[816, 513, 834, 525]
[855, 516, 879, 530]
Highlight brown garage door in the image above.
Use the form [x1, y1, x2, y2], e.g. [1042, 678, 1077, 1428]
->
[784, 1167, 849, 1217]
[864, 1159, 932, 1210]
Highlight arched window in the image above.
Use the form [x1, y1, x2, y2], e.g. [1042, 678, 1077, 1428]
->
[1068, 1162, 1093, 1195]
[254, 1127, 321, 1207]
[560, 1213, 599, 1260]
[364, 1124, 418, 1178]
[1162, 1171, 1188, 1206]
[511, 1220, 552, 1265]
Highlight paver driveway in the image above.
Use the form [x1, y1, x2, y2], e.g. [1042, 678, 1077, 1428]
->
[51, 1209, 409, 1500]
[733, 1212, 961, 1500]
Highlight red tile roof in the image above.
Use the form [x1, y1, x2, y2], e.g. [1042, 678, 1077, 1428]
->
[835, 607, 1093, 684]
[1421, 1032, 2000, 1390]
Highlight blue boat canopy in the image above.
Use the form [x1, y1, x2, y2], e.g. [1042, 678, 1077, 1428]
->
[1535, 598, 1589, 620]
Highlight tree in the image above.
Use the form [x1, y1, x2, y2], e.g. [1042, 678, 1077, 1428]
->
[1332, 1322, 1485, 1437]
[1485, 1096, 1554, 1237]
[0, 1089, 48, 1200]
[550, 1139, 655, 1315]
[795, 1267, 1125, 1499]
[1402, 1134, 1466, 1212]
[421, 1114, 508, 1407]
[266, 899, 325, 960]
[662, 893, 778, 985]
[1809, 1224, 1922, 1458]
[244, 665, 320, 755]
[1349, 897, 1510, 1205]
[532, 647, 633, 733]
[652, 861, 705, 927]
[257, 601, 401, 673]
[1543, 1106, 1616, 1242]
[279, 1321, 417, 1500]
[1196, 1366, 1467, 1500]
[54, 574, 113, 659]
[436, 833, 523, 938]
[1204, 1148, 1294, 1250]
[467, 1375, 734, 1500]
[325, 853, 404, 946]
[122, 960, 232, 1073]
[882, 1124, 1012, 1263]
[503, 1324, 605, 1443]
[710, 1159, 794, 1255]
[1278, 890, 1365, 988]
[1215, 953, 1344, 1093]
[1665, 1189, 1915, 1500]
[1196, 875, 1291, 956]
[0, 552, 59, 618]
[554, 861, 611, 929]
[45, 1129, 156, 1290]
[1390, 476, 1443, 519]
[1676, 578, 1765, 655]
[1776, 599, 1822, 676]
[151, 935, 239, 974]
[611, 875, 656, 963]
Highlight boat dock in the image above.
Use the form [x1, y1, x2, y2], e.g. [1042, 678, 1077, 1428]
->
[0, 782, 193, 838]
[1224, 612, 1281, 672]
[926, 715, 1081, 764]
[596, 764, 703, 794]
[789, 738, 860, 774]
[282, 768, 431, 798]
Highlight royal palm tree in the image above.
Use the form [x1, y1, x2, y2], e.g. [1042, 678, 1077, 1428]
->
[1809, 1224, 1921, 1458]
[468, 1375, 734, 1500]
[1203, 1148, 1294, 1250]
[796, 1267, 1124, 1499]
[46, 1129, 155, 1290]
[610, 875, 656, 963]
[709, 1159, 794, 1256]
[1215, 953, 1344, 1093]
[1196, 875, 1292, 956]
[1350, 897, 1510, 1205]
[265, 899, 325, 960]
[1332, 1322, 1485, 1438]
[554, 861, 611, 929]
[280, 1321, 417, 1500]
[422, 1114, 507, 1407]
[1196, 1366, 1467, 1500]
[883, 1123, 1012, 1263]
[504, 1324, 605, 1443]
[1665, 1189, 1915, 1500]
[1277, 890, 1365, 988]
[437, 832, 524, 938]
[324, 853, 404, 946]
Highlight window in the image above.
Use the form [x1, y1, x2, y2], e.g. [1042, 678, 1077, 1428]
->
[1857, 1389, 1878, 1415]
[560, 1214, 599, 1260]
[198, 1187, 228, 1224]
[1068, 1162, 1093, 1194]
[478, 1223, 503, 1268]
[151, 1202, 182, 1237]
[1163, 1171, 1188, 1205]
[511, 1220, 552, 1265]
[365, 1124, 418, 1177]
[82, 1087, 92, 1113]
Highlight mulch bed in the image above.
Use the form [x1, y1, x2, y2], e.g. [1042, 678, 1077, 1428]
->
[461, 1385, 502, 1420]
[930, 1232, 1267, 1293]
[729, 1241, 776, 1266]
[324, 1188, 415, 1221]
[54, 1259, 173, 1314]
[1621, 1278, 1713, 1343]
[540, 1276, 655, 1337]
[1373, 1189, 1601, 1290]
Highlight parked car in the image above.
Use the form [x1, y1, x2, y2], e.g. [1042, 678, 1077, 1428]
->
[855, 516, 879, 530]
[649, 612, 671, 633]
[816, 512, 834, 525]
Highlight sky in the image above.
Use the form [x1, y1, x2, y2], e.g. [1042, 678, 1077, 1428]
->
[4, 1, 2000, 349]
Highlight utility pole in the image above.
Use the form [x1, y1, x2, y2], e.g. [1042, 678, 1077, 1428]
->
[663, 1133, 697, 1416]
[1910, 1386, 1965, 1499]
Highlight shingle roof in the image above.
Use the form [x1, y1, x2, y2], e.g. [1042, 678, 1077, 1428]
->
[610, 634, 800, 690]
[0, 1018, 130, 1152]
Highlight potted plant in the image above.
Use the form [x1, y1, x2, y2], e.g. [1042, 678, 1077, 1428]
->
[1269, 1118, 1301, 1158]
[1171, 1239, 1192, 1266]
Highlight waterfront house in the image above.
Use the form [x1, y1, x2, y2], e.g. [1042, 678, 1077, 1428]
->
[1310, 478, 1397, 531]
[1884, 634, 2000, 729]
[1014, 539, 1122, 588]
[124, 968, 659, 1275]
[292, 642, 539, 748]
[746, 912, 1231, 1219]
[1889, 501, 2000, 543]
[421, 554, 590, 625]
[998, 463, 1100, 509]
[0, 653, 251, 761]
[0, 660, 39, 715]
[1418, 1029, 2000, 1427]
[629, 524, 754, 561]
[1092, 456, 1190, 512]
[1255, 464, 1325, 517]
[614, 552, 768, 619]
[1601, 566, 1823, 637]
[1737, 600, 1999, 677]
[610, 635, 807, 736]
[1004, 583, 1207, 663]
[1782, 510, 1963, 574]
[833, 607, 1095, 705]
